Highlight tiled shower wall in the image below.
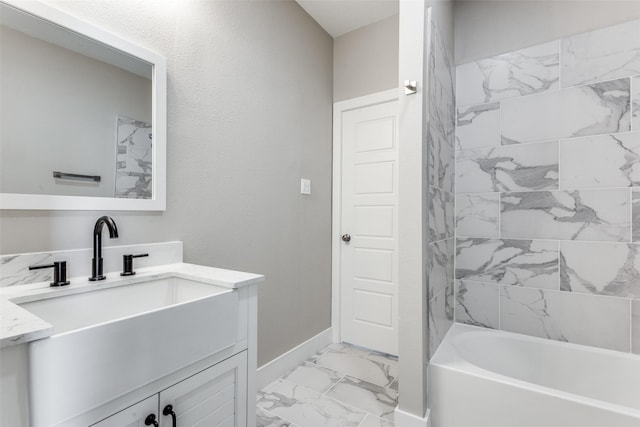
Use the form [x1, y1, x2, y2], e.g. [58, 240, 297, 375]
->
[454, 19, 640, 355]
[426, 16, 456, 358]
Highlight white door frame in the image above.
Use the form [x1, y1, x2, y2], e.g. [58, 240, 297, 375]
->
[331, 88, 400, 344]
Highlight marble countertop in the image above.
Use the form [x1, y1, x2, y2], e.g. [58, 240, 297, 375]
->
[0, 263, 264, 349]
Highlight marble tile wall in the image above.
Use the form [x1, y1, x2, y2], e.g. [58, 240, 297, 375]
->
[454, 18, 640, 355]
[426, 19, 456, 358]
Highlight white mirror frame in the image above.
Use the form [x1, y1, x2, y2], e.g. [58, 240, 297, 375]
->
[0, 0, 167, 211]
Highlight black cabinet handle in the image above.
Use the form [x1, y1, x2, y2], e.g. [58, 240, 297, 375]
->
[163, 404, 177, 427]
[120, 253, 149, 276]
[29, 261, 70, 287]
[144, 413, 158, 426]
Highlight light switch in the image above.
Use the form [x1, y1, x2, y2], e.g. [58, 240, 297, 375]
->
[300, 178, 311, 195]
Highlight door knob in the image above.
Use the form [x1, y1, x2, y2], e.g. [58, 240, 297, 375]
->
[341, 234, 351, 242]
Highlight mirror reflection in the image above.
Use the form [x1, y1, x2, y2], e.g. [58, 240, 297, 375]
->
[0, 3, 154, 199]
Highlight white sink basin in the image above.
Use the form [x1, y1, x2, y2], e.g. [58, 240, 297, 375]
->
[20, 276, 230, 334]
[18, 275, 238, 426]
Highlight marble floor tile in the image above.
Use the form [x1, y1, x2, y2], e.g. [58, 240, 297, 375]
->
[282, 361, 344, 394]
[257, 407, 297, 427]
[258, 380, 367, 427]
[312, 344, 398, 387]
[325, 376, 398, 421]
[258, 343, 399, 427]
[359, 414, 394, 427]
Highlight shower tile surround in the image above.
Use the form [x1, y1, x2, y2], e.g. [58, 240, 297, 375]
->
[426, 18, 456, 358]
[454, 18, 640, 355]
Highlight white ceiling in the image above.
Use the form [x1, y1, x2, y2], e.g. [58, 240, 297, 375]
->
[295, 0, 399, 38]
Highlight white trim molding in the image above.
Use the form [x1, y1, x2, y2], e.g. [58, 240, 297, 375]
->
[331, 88, 399, 344]
[256, 327, 333, 390]
[395, 407, 431, 427]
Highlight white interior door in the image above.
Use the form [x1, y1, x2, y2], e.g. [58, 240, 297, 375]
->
[339, 98, 399, 356]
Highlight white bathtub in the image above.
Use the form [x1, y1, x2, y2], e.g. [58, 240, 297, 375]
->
[429, 324, 640, 427]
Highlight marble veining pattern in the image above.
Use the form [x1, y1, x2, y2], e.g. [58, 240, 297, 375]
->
[455, 280, 499, 329]
[456, 141, 559, 193]
[500, 189, 630, 242]
[455, 193, 500, 238]
[311, 343, 397, 388]
[501, 78, 631, 145]
[455, 102, 500, 151]
[257, 380, 366, 427]
[500, 286, 630, 352]
[258, 343, 399, 426]
[257, 407, 296, 427]
[429, 187, 455, 242]
[633, 75, 640, 131]
[359, 414, 393, 427]
[427, 21, 456, 151]
[115, 116, 153, 199]
[561, 19, 640, 87]
[634, 189, 640, 242]
[282, 362, 344, 394]
[0, 242, 183, 287]
[429, 238, 454, 300]
[455, 238, 559, 289]
[325, 376, 398, 420]
[559, 132, 640, 188]
[560, 241, 640, 299]
[426, 17, 456, 359]
[427, 128, 455, 193]
[429, 282, 454, 358]
[454, 20, 640, 355]
[456, 40, 559, 107]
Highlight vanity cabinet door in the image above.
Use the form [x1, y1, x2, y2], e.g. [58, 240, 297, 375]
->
[91, 395, 159, 427]
[159, 351, 247, 427]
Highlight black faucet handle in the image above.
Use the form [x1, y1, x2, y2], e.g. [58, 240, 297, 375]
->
[29, 261, 70, 287]
[120, 253, 149, 276]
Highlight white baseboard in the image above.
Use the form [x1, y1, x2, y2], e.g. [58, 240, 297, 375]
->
[394, 407, 431, 427]
[257, 327, 333, 390]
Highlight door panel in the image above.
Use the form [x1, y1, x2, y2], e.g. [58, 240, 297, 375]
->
[340, 100, 399, 355]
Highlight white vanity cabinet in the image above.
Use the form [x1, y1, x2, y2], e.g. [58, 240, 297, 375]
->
[92, 351, 247, 427]
[91, 396, 158, 427]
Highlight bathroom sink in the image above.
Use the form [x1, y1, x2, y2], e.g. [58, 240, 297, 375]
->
[18, 275, 239, 426]
[19, 276, 230, 334]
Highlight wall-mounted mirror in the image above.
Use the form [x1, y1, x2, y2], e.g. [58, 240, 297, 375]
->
[0, 0, 166, 210]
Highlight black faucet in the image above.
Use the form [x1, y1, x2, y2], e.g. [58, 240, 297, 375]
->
[89, 216, 119, 281]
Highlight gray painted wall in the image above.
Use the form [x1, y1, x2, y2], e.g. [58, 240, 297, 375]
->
[333, 14, 399, 102]
[1, 26, 151, 198]
[454, 0, 640, 65]
[0, 0, 333, 367]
